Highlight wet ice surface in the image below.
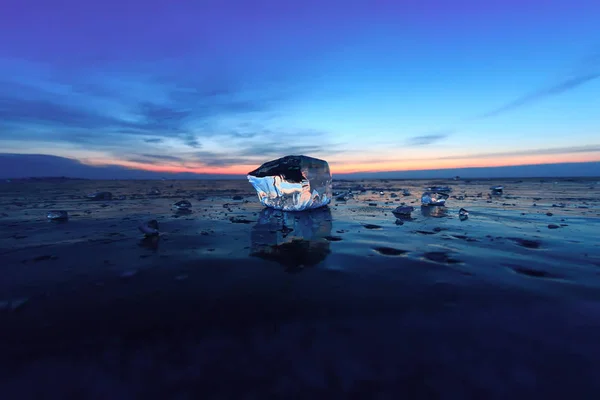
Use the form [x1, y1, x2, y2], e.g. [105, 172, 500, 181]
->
[1, 178, 600, 398]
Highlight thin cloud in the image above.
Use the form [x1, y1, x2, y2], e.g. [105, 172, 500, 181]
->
[479, 73, 600, 119]
[0, 64, 287, 155]
[140, 154, 184, 161]
[438, 145, 600, 160]
[406, 132, 451, 146]
[478, 50, 600, 119]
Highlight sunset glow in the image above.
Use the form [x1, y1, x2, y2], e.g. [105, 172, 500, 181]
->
[0, 0, 598, 178]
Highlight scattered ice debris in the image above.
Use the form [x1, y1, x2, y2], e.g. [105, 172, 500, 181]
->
[459, 208, 469, 220]
[47, 210, 68, 221]
[490, 185, 504, 195]
[172, 200, 192, 211]
[392, 205, 414, 218]
[230, 217, 254, 224]
[148, 187, 161, 196]
[138, 219, 159, 236]
[247, 155, 332, 211]
[426, 186, 452, 193]
[336, 194, 349, 202]
[87, 191, 112, 201]
[421, 191, 449, 206]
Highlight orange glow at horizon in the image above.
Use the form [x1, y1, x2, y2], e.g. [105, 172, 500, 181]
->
[83, 152, 600, 176]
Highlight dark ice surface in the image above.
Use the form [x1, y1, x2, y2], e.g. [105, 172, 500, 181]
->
[1, 178, 600, 399]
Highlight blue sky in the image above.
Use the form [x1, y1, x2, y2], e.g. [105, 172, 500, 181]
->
[0, 0, 598, 177]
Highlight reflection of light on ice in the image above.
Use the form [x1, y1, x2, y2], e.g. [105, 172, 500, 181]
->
[247, 155, 332, 211]
[250, 207, 333, 271]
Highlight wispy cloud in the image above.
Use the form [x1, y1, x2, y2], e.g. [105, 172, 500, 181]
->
[0, 61, 286, 155]
[143, 138, 164, 144]
[479, 73, 600, 119]
[438, 145, 600, 160]
[406, 132, 451, 146]
[478, 51, 600, 119]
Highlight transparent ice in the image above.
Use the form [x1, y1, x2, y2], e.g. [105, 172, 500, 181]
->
[47, 210, 68, 220]
[421, 191, 449, 206]
[392, 206, 414, 217]
[247, 155, 332, 211]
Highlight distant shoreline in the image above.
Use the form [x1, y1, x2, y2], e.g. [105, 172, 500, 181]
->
[3, 176, 598, 183]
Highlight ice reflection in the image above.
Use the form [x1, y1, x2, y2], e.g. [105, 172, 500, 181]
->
[139, 236, 160, 250]
[250, 207, 332, 272]
[420, 206, 448, 218]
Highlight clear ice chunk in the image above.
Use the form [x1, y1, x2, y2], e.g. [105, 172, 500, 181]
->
[47, 210, 68, 220]
[173, 200, 192, 210]
[421, 191, 449, 206]
[459, 208, 469, 220]
[87, 191, 112, 201]
[392, 206, 414, 217]
[247, 155, 332, 211]
[426, 186, 452, 193]
[490, 185, 504, 194]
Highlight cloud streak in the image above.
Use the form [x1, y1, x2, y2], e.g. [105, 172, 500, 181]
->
[406, 132, 451, 146]
[479, 72, 600, 119]
[438, 145, 600, 160]
[478, 51, 600, 119]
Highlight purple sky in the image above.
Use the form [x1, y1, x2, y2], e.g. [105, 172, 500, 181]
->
[0, 0, 599, 178]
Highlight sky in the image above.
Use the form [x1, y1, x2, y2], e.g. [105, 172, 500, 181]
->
[0, 0, 599, 178]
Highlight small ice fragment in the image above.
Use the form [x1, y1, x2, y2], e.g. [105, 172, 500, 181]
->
[148, 187, 161, 196]
[87, 191, 112, 201]
[172, 200, 192, 210]
[459, 208, 469, 220]
[139, 219, 159, 236]
[247, 155, 332, 211]
[47, 210, 68, 220]
[392, 206, 414, 217]
[426, 186, 452, 193]
[379, 191, 384, 195]
[402, 189, 411, 197]
[421, 192, 449, 206]
[490, 185, 504, 194]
